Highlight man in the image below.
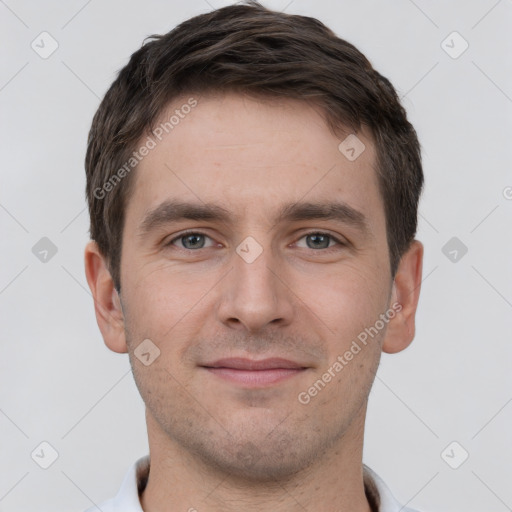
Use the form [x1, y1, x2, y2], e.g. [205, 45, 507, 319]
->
[84, 1, 424, 511]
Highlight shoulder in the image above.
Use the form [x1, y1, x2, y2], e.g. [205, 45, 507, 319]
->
[363, 464, 424, 512]
[82, 455, 149, 512]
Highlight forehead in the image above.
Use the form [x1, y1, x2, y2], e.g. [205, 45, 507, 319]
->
[125, 93, 384, 233]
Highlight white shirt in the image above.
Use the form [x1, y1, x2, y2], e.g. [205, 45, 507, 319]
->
[85, 455, 420, 512]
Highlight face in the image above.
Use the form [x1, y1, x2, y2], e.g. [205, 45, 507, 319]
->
[116, 93, 395, 479]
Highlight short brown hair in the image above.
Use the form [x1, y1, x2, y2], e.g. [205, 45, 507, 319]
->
[86, 0, 423, 291]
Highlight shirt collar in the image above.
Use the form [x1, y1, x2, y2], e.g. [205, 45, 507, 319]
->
[105, 455, 416, 512]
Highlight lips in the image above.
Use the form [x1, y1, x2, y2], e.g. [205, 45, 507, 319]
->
[201, 357, 308, 387]
[201, 357, 306, 370]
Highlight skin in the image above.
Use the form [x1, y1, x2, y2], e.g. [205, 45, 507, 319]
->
[85, 93, 423, 512]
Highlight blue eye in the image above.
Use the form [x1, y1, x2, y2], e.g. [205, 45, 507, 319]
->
[296, 232, 343, 250]
[168, 231, 215, 250]
[166, 231, 344, 252]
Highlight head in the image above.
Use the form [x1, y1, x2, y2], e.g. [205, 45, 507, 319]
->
[85, 1, 423, 481]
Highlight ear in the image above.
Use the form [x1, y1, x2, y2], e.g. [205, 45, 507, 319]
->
[84, 240, 128, 354]
[382, 240, 423, 354]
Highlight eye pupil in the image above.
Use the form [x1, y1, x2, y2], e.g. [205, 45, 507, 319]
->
[307, 234, 330, 249]
[183, 234, 204, 249]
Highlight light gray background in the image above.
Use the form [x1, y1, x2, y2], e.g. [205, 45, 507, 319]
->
[1, 1, 511, 511]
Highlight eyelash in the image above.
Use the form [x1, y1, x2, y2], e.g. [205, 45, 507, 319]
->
[166, 230, 345, 252]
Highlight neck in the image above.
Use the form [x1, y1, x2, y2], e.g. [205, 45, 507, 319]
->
[140, 404, 373, 512]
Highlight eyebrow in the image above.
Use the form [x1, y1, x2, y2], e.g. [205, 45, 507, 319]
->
[138, 199, 370, 238]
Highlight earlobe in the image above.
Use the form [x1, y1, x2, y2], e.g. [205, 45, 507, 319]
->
[84, 241, 128, 354]
[382, 240, 424, 354]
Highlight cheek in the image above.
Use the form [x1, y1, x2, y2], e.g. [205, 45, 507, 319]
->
[121, 262, 221, 371]
[301, 261, 388, 398]
[123, 261, 211, 327]
[307, 261, 389, 338]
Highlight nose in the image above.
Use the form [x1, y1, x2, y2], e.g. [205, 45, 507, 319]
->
[216, 240, 294, 333]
